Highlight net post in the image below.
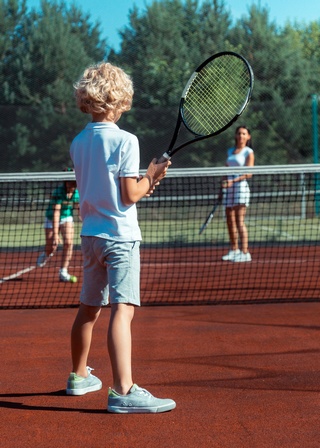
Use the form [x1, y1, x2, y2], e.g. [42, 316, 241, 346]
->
[312, 94, 320, 216]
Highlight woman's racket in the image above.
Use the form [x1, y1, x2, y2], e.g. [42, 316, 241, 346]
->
[199, 198, 222, 235]
[199, 186, 226, 235]
[159, 51, 254, 162]
[0, 251, 55, 284]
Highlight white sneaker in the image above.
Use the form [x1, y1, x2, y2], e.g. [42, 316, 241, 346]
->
[59, 269, 71, 282]
[107, 384, 176, 414]
[233, 251, 252, 262]
[222, 249, 240, 261]
[66, 366, 102, 396]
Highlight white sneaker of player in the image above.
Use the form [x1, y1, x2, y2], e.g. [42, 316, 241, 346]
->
[222, 249, 240, 261]
[233, 251, 252, 262]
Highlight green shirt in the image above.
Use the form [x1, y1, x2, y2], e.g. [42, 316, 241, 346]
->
[45, 184, 79, 221]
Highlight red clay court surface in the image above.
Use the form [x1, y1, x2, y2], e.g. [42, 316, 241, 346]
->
[1, 245, 320, 307]
[2, 244, 320, 446]
[2, 302, 320, 448]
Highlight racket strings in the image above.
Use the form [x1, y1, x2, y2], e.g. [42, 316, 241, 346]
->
[189, 61, 249, 131]
[183, 55, 252, 136]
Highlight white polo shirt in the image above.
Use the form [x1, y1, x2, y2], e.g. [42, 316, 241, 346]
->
[70, 122, 142, 241]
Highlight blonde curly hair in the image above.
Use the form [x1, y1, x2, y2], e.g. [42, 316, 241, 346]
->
[74, 62, 134, 115]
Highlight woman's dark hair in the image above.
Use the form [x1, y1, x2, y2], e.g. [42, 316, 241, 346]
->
[234, 125, 253, 148]
[63, 167, 76, 187]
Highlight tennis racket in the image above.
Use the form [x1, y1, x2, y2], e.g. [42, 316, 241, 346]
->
[199, 196, 223, 235]
[158, 51, 254, 162]
[36, 250, 55, 268]
[0, 251, 55, 284]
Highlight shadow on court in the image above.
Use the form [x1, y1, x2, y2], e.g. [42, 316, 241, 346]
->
[2, 303, 320, 447]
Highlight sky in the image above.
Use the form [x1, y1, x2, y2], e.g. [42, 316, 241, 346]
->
[26, 0, 320, 51]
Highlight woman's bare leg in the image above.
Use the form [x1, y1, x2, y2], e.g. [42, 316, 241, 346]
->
[235, 205, 249, 253]
[59, 222, 74, 270]
[225, 207, 239, 250]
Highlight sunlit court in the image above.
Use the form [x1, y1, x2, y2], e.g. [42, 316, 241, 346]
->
[2, 0, 320, 446]
[2, 169, 320, 446]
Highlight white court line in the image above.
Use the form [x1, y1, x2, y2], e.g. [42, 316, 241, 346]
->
[0, 257, 311, 285]
[260, 226, 297, 240]
[141, 259, 310, 267]
[254, 259, 309, 264]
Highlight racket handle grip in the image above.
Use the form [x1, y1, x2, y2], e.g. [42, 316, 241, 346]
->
[158, 152, 171, 163]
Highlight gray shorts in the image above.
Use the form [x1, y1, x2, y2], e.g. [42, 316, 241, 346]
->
[80, 236, 140, 307]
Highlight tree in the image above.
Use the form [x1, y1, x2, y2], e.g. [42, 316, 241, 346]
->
[0, 0, 319, 171]
[286, 21, 320, 144]
[112, 1, 317, 167]
[111, 0, 234, 168]
[221, 4, 313, 164]
[0, 0, 107, 171]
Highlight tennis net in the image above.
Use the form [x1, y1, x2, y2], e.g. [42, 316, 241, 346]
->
[1, 165, 320, 308]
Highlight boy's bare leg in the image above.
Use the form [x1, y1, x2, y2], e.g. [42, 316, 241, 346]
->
[71, 303, 101, 377]
[108, 303, 135, 395]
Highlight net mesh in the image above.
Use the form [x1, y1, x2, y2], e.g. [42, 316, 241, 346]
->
[1, 166, 320, 308]
[182, 54, 252, 135]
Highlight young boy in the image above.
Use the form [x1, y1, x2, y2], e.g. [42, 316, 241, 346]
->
[66, 61, 175, 413]
[37, 168, 79, 282]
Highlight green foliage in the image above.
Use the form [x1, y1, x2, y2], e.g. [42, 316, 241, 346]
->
[229, 4, 314, 164]
[0, 0, 319, 171]
[112, 0, 235, 166]
[0, 0, 106, 171]
[111, 1, 318, 167]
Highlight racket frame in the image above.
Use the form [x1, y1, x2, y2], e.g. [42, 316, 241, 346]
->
[199, 197, 222, 235]
[162, 51, 254, 160]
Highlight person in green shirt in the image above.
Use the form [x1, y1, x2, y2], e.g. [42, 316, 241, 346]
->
[37, 170, 80, 282]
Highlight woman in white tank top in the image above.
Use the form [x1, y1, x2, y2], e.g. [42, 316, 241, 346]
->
[221, 126, 254, 262]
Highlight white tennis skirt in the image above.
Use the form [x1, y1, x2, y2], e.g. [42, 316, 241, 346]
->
[223, 181, 250, 207]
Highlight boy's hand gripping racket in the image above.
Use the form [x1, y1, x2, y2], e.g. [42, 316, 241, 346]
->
[158, 51, 254, 162]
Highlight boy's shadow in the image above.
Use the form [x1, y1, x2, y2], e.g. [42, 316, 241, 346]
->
[0, 390, 106, 414]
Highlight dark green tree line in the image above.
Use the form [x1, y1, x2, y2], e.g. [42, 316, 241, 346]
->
[0, 0, 319, 171]
[112, 0, 318, 166]
[0, 0, 106, 171]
